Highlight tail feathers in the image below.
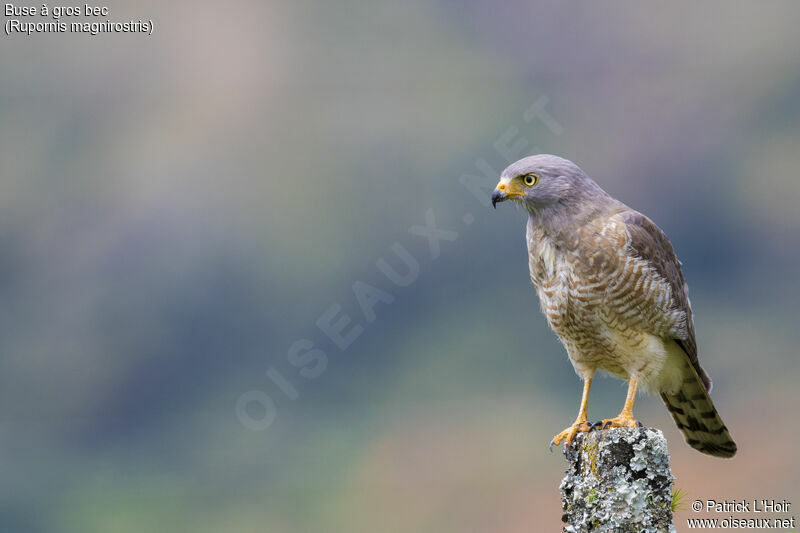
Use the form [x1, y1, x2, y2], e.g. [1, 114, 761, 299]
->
[661, 361, 737, 458]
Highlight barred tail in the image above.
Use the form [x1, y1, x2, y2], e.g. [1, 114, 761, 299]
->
[660, 361, 737, 458]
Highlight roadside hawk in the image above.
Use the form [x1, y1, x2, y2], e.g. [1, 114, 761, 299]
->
[491, 154, 736, 458]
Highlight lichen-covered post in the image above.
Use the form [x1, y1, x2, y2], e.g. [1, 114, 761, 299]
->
[560, 427, 676, 533]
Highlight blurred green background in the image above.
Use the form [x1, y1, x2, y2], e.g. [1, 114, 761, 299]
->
[2, 1, 800, 531]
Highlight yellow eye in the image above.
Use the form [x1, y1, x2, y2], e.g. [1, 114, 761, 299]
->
[523, 174, 538, 187]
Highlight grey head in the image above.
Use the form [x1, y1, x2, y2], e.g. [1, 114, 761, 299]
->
[491, 154, 610, 217]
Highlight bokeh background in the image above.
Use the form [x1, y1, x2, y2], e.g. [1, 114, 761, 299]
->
[2, 1, 800, 531]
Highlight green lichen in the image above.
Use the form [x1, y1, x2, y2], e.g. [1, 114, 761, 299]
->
[560, 427, 676, 532]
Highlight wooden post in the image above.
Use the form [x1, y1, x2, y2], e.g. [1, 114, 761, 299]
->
[560, 427, 676, 532]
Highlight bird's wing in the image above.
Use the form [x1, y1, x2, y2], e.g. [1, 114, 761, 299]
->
[615, 209, 711, 391]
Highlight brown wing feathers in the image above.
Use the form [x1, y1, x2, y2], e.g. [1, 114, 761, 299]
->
[622, 210, 735, 457]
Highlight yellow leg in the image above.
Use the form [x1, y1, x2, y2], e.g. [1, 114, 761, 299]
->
[600, 376, 641, 429]
[550, 376, 594, 450]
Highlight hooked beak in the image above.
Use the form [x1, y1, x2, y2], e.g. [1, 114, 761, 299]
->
[492, 180, 523, 208]
[491, 188, 506, 209]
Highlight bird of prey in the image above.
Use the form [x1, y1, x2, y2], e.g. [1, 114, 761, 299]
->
[491, 154, 736, 458]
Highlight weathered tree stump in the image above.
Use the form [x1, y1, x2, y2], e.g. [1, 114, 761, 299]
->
[560, 427, 676, 532]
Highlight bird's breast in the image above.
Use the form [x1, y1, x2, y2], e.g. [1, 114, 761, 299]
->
[528, 235, 606, 344]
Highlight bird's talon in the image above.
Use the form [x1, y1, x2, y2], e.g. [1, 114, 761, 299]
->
[550, 421, 592, 450]
[599, 415, 640, 430]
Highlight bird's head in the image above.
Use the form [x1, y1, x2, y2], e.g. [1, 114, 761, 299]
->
[491, 154, 597, 213]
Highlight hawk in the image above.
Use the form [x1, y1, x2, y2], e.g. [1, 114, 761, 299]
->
[491, 154, 736, 458]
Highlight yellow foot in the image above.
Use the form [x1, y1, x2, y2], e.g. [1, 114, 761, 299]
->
[599, 415, 642, 430]
[549, 421, 593, 451]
